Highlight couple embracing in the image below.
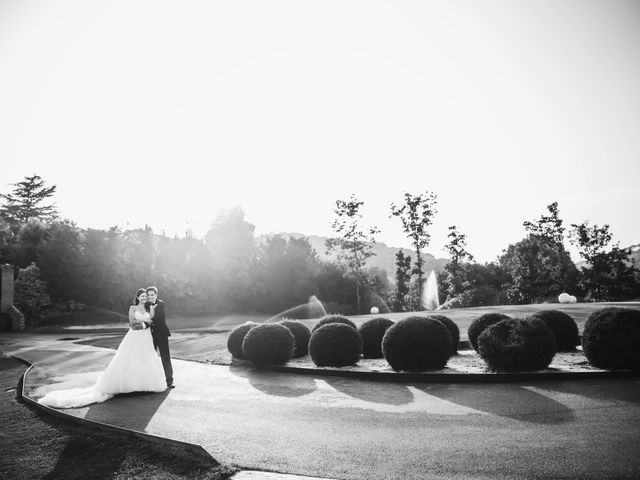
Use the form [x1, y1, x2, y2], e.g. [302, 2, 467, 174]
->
[130, 286, 174, 390]
[39, 287, 174, 409]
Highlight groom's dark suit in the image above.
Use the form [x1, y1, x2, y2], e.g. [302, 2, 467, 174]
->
[146, 299, 173, 386]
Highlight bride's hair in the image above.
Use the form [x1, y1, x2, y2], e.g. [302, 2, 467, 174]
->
[133, 288, 146, 305]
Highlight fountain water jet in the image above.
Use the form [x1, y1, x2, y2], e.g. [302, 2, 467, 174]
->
[423, 270, 440, 311]
[265, 295, 328, 323]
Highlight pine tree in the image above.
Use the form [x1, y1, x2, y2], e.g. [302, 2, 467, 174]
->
[0, 174, 58, 223]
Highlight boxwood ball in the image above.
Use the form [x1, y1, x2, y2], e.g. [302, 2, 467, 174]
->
[382, 316, 452, 371]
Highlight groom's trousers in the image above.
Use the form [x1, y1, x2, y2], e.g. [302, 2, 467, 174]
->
[154, 335, 173, 385]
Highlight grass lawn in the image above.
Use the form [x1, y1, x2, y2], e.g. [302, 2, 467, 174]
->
[0, 357, 237, 480]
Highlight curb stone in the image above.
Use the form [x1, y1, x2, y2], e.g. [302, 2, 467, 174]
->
[16, 357, 217, 464]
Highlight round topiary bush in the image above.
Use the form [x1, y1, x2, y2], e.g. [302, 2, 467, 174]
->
[309, 323, 362, 367]
[312, 314, 357, 333]
[427, 314, 460, 353]
[242, 323, 295, 367]
[382, 316, 453, 372]
[468, 313, 512, 352]
[477, 317, 557, 372]
[358, 317, 394, 358]
[529, 309, 579, 351]
[278, 319, 312, 358]
[227, 322, 258, 359]
[582, 307, 640, 369]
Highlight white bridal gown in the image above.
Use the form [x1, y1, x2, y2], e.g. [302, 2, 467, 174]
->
[38, 310, 167, 408]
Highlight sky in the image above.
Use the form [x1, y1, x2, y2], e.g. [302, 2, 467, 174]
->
[1, 0, 639, 263]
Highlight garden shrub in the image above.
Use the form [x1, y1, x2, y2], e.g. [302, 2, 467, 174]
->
[477, 317, 557, 372]
[279, 319, 311, 358]
[14, 263, 51, 327]
[312, 314, 357, 333]
[582, 307, 640, 369]
[382, 316, 452, 371]
[358, 317, 394, 358]
[227, 322, 258, 359]
[529, 309, 579, 351]
[468, 313, 512, 352]
[309, 323, 362, 367]
[242, 323, 295, 367]
[427, 314, 460, 353]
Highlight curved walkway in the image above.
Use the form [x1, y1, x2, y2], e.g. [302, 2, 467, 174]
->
[5, 334, 640, 480]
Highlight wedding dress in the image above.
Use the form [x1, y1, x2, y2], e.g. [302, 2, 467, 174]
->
[38, 310, 167, 408]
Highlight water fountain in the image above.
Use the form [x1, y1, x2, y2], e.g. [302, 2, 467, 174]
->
[422, 270, 440, 311]
[265, 295, 328, 323]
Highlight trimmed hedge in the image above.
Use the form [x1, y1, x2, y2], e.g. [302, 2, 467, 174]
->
[309, 323, 362, 367]
[477, 317, 557, 372]
[582, 307, 640, 369]
[468, 313, 512, 351]
[358, 317, 394, 358]
[227, 322, 258, 359]
[382, 316, 452, 371]
[427, 314, 460, 353]
[242, 323, 295, 366]
[312, 314, 357, 333]
[279, 319, 312, 358]
[530, 309, 579, 351]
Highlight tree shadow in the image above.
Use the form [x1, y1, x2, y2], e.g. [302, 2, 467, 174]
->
[228, 364, 317, 397]
[323, 376, 414, 405]
[43, 434, 128, 480]
[412, 383, 577, 424]
[537, 378, 640, 406]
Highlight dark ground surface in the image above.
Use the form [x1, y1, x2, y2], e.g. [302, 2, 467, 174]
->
[11, 338, 640, 480]
[0, 357, 237, 480]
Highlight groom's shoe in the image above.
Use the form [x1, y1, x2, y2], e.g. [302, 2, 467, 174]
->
[167, 382, 175, 389]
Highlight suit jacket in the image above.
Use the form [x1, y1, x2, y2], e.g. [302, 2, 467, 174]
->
[146, 299, 171, 338]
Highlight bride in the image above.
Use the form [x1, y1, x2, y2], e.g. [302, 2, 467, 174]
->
[38, 289, 168, 408]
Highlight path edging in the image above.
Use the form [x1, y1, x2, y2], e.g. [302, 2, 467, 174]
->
[15, 356, 216, 463]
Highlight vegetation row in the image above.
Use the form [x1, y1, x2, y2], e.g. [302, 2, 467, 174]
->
[226, 307, 640, 373]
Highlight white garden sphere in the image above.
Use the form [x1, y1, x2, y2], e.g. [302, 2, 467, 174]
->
[558, 293, 571, 304]
[370, 306, 379, 314]
[569, 295, 577, 303]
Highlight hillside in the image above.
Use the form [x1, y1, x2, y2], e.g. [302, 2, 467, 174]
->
[263, 232, 449, 278]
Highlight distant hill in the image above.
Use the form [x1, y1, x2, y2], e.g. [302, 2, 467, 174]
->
[260, 232, 449, 279]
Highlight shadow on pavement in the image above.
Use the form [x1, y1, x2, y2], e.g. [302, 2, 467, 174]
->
[323, 376, 414, 405]
[413, 383, 577, 424]
[540, 378, 640, 406]
[83, 389, 172, 432]
[229, 364, 318, 397]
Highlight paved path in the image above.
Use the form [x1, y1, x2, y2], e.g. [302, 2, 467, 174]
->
[3, 334, 640, 480]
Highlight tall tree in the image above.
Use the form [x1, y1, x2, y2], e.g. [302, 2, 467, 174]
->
[522, 201, 577, 293]
[442, 225, 474, 300]
[205, 206, 257, 311]
[569, 221, 637, 300]
[523, 201, 565, 245]
[0, 174, 58, 223]
[393, 249, 412, 311]
[390, 191, 438, 309]
[326, 195, 379, 314]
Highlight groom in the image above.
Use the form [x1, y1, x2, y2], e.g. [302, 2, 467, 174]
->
[146, 286, 174, 388]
